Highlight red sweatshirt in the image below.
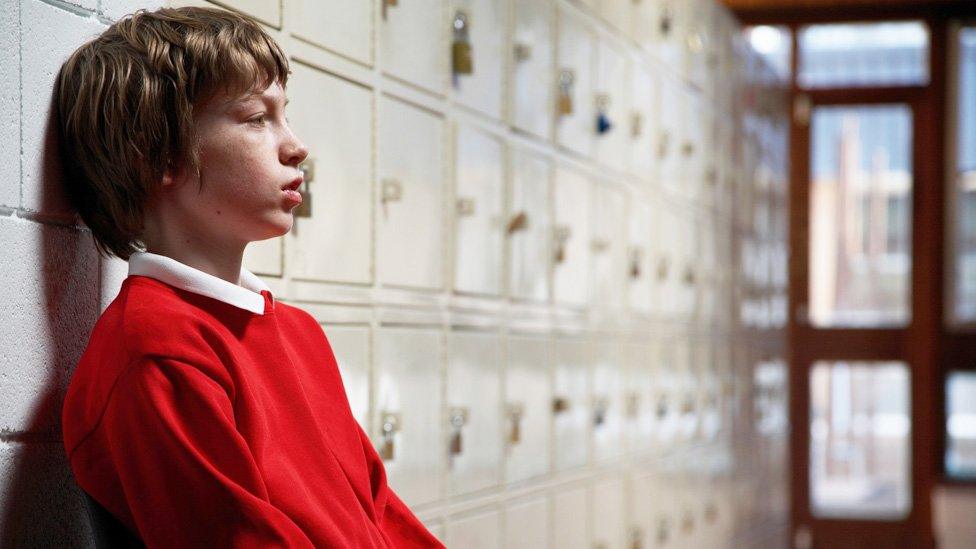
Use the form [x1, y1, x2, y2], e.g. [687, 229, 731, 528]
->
[62, 251, 444, 548]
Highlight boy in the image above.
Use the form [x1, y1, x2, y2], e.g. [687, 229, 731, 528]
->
[56, 6, 443, 548]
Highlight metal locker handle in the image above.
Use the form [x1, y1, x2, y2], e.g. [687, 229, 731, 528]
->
[381, 178, 404, 204]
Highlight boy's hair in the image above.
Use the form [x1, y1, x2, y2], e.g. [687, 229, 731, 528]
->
[55, 7, 290, 260]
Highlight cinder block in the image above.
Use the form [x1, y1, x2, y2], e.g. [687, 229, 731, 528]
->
[100, 0, 164, 22]
[0, 215, 99, 435]
[0, 2, 19, 210]
[0, 440, 93, 547]
[20, 0, 104, 215]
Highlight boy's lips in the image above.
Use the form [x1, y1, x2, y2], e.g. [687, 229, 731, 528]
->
[282, 176, 303, 191]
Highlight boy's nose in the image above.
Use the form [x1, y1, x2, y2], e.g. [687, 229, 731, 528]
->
[283, 139, 309, 167]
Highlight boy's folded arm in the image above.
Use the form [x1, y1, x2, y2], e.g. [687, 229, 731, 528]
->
[99, 356, 315, 549]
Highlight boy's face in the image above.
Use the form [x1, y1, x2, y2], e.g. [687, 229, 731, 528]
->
[162, 80, 308, 247]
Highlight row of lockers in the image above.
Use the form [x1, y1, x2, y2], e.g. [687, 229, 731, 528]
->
[323, 325, 788, 508]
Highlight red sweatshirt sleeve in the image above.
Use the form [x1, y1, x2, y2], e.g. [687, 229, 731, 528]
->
[98, 356, 316, 548]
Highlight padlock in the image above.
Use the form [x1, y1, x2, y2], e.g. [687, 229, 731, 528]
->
[660, 4, 672, 37]
[658, 129, 670, 158]
[507, 402, 524, 444]
[452, 11, 474, 75]
[553, 225, 571, 264]
[593, 396, 608, 427]
[379, 411, 401, 461]
[557, 69, 575, 115]
[448, 407, 468, 457]
[506, 211, 528, 234]
[630, 526, 644, 549]
[631, 112, 643, 139]
[595, 93, 612, 134]
[293, 158, 315, 218]
[552, 396, 570, 414]
[656, 517, 670, 544]
[630, 246, 643, 279]
[657, 256, 670, 280]
[626, 392, 640, 419]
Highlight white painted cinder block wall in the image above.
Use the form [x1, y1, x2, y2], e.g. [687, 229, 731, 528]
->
[0, 0, 160, 545]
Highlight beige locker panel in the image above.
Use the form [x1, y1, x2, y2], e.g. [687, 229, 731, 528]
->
[379, 0, 446, 94]
[214, 0, 280, 27]
[511, 0, 554, 139]
[650, 0, 687, 73]
[674, 209, 697, 320]
[446, 508, 501, 549]
[373, 327, 442, 506]
[652, 205, 678, 319]
[552, 338, 590, 472]
[325, 325, 371, 430]
[591, 183, 626, 309]
[504, 496, 549, 549]
[628, 473, 656, 549]
[552, 486, 589, 549]
[377, 96, 445, 290]
[591, 477, 626, 549]
[629, 62, 657, 179]
[656, 74, 684, 191]
[286, 64, 372, 285]
[504, 335, 551, 483]
[593, 39, 629, 173]
[454, 125, 504, 295]
[243, 237, 281, 276]
[446, 331, 502, 496]
[601, 0, 632, 36]
[680, 92, 705, 202]
[287, 0, 371, 65]
[555, 7, 594, 158]
[552, 167, 591, 307]
[624, 343, 655, 456]
[509, 150, 551, 302]
[627, 198, 653, 314]
[451, 0, 505, 120]
[592, 342, 624, 463]
[654, 344, 680, 448]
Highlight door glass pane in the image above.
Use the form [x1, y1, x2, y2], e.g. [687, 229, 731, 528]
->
[798, 21, 930, 89]
[809, 105, 913, 327]
[946, 371, 976, 479]
[949, 26, 976, 326]
[809, 361, 911, 519]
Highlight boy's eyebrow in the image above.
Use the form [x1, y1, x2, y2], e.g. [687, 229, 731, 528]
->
[227, 92, 289, 109]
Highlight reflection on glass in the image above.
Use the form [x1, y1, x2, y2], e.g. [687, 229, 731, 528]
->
[809, 105, 913, 327]
[745, 25, 792, 82]
[810, 361, 911, 519]
[950, 27, 976, 325]
[799, 21, 930, 88]
[946, 371, 976, 479]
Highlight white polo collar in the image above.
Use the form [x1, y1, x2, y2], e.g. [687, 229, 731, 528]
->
[127, 251, 272, 315]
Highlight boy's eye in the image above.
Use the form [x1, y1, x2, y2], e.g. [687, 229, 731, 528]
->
[248, 114, 267, 126]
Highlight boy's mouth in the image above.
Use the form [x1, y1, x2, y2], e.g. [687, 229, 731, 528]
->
[282, 177, 303, 191]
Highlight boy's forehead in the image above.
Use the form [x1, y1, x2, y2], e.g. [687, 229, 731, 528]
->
[221, 82, 287, 109]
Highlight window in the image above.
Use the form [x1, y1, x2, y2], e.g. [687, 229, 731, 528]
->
[799, 21, 930, 88]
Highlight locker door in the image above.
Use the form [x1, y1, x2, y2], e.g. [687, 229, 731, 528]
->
[592, 341, 624, 463]
[591, 477, 626, 549]
[509, 149, 551, 303]
[552, 486, 589, 549]
[552, 338, 590, 472]
[625, 342, 655, 456]
[379, 0, 446, 94]
[627, 197, 654, 314]
[454, 124, 504, 296]
[504, 335, 551, 483]
[511, 0, 554, 139]
[593, 39, 629, 173]
[653, 204, 678, 320]
[553, 167, 592, 307]
[377, 96, 445, 291]
[287, 0, 371, 65]
[657, 74, 685, 196]
[451, 0, 505, 120]
[650, 0, 687, 74]
[325, 325, 371, 430]
[555, 6, 594, 158]
[504, 495, 550, 549]
[285, 63, 373, 285]
[216, 0, 280, 27]
[446, 330, 503, 496]
[629, 61, 658, 180]
[446, 507, 501, 549]
[373, 327, 443, 506]
[591, 183, 627, 309]
[243, 237, 281, 277]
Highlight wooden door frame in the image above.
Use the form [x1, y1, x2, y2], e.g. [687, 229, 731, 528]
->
[777, 13, 947, 549]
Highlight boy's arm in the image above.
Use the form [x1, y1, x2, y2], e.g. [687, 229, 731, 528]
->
[95, 356, 315, 548]
[354, 422, 446, 549]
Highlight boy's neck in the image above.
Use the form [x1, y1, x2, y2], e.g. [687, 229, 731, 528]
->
[144, 239, 247, 287]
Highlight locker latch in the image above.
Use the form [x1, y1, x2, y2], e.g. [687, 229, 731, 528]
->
[378, 411, 401, 461]
[448, 406, 469, 458]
